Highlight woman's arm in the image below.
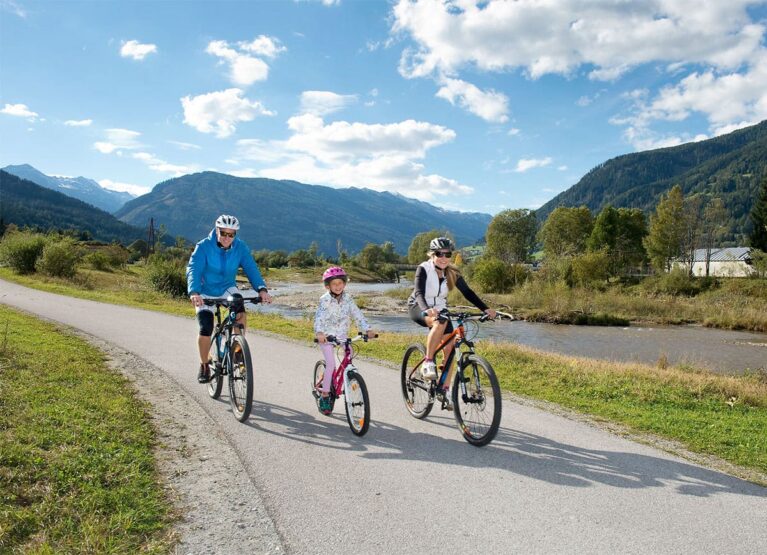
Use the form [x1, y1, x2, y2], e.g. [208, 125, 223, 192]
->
[455, 276, 489, 311]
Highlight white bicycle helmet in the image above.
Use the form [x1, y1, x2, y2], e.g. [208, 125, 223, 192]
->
[215, 214, 240, 230]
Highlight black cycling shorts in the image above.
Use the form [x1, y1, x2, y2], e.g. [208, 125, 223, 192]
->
[408, 304, 453, 333]
[197, 310, 214, 337]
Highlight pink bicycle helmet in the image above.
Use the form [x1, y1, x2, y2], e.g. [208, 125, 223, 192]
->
[322, 266, 348, 284]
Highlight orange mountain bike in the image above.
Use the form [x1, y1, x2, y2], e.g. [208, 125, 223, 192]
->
[401, 309, 502, 446]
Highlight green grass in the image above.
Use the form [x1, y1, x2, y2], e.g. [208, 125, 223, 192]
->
[0, 304, 175, 553]
[2, 266, 766, 481]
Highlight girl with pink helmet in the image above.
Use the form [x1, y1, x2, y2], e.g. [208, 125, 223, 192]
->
[314, 266, 375, 413]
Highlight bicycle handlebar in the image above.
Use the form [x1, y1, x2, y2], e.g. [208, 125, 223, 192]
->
[202, 293, 263, 308]
[313, 332, 378, 345]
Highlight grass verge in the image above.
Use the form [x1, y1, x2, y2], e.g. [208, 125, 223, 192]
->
[2, 267, 766, 482]
[0, 304, 175, 553]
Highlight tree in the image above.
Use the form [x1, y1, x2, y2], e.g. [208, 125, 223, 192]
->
[681, 194, 703, 276]
[702, 197, 727, 276]
[407, 229, 452, 264]
[589, 206, 648, 276]
[486, 209, 537, 264]
[356, 243, 385, 270]
[644, 185, 686, 272]
[750, 176, 767, 252]
[539, 206, 593, 258]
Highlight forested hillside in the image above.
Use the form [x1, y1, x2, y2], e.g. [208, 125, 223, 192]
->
[115, 172, 491, 254]
[537, 119, 767, 244]
[0, 170, 144, 244]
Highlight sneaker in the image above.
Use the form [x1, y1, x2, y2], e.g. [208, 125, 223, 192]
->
[319, 395, 333, 414]
[421, 360, 437, 380]
[197, 362, 211, 383]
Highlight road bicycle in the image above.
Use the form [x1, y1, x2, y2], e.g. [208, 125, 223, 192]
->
[401, 309, 502, 446]
[204, 292, 262, 422]
[312, 333, 376, 436]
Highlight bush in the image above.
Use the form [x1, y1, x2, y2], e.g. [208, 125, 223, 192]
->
[643, 267, 709, 296]
[36, 238, 81, 278]
[470, 257, 527, 294]
[570, 251, 610, 288]
[85, 251, 112, 271]
[0, 232, 47, 274]
[145, 256, 187, 297]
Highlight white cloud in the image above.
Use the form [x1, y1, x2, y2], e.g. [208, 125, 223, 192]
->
[300, 91, 357, 116]
[1, 0, 26, 18]
[64, 119, 92, 127]
[98, 179, 149, 196]
[93, 128, 143, 154]
[391, 0, 767, 134]
[1, 103, 38, 120]
[515, 157, 553, 173]
[234, 114, 470, 200]
[507, 127, 520, 136]
[206, 36, 284, 86]
[168, 140, 202, 150]
[181, 88, 275, 138]
[120, 40, 157, 61]
[131, 152, 197, 176]
[435, 77, 509, 123]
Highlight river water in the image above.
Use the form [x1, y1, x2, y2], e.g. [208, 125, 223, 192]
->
[259, 281, 767, 375]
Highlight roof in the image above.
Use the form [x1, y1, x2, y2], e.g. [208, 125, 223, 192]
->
[689, 247, 752, 262]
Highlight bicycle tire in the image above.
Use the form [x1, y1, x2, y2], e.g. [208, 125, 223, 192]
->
[400, 343, 434, 419]
[312, 360, 326, 412]
[228, 334, 254, 422]
[344, 370, 370, 436]
[452, 354, 501, 447]
[207, 334, 224, 399]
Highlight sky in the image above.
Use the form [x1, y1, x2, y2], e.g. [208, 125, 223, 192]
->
[2, 0, 767, 215]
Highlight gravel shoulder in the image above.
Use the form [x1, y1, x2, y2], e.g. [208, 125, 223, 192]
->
[72, 330, 286, 555]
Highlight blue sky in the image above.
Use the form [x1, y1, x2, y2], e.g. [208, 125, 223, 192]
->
[2, 0, 767, 215]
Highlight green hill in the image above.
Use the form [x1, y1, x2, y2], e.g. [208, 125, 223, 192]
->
[537, 119, 767, 244]
[0, 170, 145, 244]
[115, 172, 492, 254]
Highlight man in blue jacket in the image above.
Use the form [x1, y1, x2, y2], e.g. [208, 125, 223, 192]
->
[187, 214, 272, 383]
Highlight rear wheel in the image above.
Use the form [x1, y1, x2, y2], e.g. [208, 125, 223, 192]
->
[344, 370, 370, 436]
[228, 335, 254, 422]
[400, 343, 433, 419]
[452, 355, 501, 446]
[207, 334, 224, 399]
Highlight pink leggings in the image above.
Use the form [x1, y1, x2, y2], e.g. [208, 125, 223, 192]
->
[318, 338, 344, 393]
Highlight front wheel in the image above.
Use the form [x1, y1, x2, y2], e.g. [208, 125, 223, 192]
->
[400, 344, 433, 419]
[207, 334, 224, 399]
[452, 354, 501, 446]
[312, 360, 326, 411]
[344, 370, 370, 436]
[228, 335, 254, 422]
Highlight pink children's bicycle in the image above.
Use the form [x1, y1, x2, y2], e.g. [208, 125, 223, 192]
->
[312, 333, 376, 436]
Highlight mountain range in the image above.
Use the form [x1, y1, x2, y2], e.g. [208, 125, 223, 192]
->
[2, 164, 135, 214]
[0, 170, 145, 244]
[537, 119, 767, 244]
[115, 172, 492, 254]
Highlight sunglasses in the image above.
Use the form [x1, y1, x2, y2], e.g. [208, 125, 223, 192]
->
[434, 251, 452, 258]
[218, 230, 236, 238]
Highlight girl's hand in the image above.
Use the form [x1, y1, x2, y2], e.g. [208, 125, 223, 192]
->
[484, 308, 497, 320]
[316, 333, 326, 344]
[366, 329, 376, 339]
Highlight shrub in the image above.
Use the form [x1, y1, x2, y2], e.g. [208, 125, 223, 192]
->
[470, 257, 527, 294]
[643, 267, 708, 296]
[145, 256, 187, 297]
[570, 251, 610, 288]
[36, 238, 81, 278]
[85, 251, 112, 271]
[0, 232, 47, 274]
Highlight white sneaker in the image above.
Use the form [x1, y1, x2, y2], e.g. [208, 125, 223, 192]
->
[421, 360, 437, 380]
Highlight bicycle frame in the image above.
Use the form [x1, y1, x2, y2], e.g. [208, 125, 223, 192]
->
[325, 340, 355, 399]
[414, 313, 477, 390]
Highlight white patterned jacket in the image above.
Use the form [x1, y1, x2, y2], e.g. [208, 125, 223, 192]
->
[313, 291, 370, 337]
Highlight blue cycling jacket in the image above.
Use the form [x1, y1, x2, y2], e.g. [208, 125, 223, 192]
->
[186, 229, 266, 296]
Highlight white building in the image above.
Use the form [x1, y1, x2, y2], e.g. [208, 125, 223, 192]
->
[676, 247, 755, 277]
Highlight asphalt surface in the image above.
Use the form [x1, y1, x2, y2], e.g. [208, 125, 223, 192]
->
[2, 279, 765, 554]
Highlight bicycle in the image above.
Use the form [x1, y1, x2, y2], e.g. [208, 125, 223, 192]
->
[204, 292, 262, 422]
[400, 309, 502, 446]
[312, 333, 376, 436]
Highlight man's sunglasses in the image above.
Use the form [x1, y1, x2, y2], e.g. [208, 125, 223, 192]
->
[219, 230, 236, 238]
[434, 251, 452, 258]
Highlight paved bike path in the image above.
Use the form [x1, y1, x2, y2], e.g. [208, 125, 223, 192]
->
[2, 279, 765, 554]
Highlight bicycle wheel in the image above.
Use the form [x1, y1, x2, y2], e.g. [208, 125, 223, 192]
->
[452, 354, 501, 446]
[207, 334, 224, 399]
[312, 360, 325, 411]
[400, 343, 434, 419]
[228, 335, 254, 422]
[344, 370, 370, 436]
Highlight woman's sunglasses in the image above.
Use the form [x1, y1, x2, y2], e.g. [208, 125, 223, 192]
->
[219, 230, 236, 238]
[434, 251, 452, 258]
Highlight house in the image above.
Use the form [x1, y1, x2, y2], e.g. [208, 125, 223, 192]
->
[676, 247, 755, 277]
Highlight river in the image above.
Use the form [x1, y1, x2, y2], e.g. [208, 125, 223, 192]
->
[259, 281, 767, 375]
